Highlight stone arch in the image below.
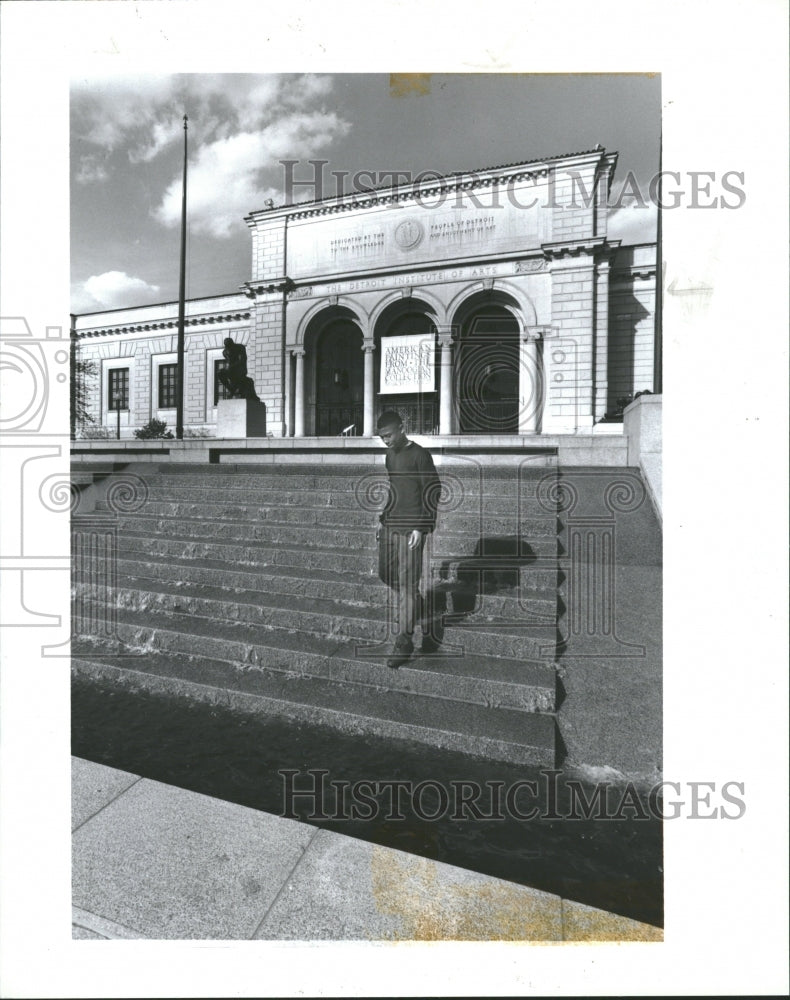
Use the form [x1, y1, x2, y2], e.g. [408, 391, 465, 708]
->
[367, 288, 446, 334]
[448, 288, 537, 434]
[371, 294, 442, 435]
[296, 304, 365, 436]
[292, 298, 367, 350]
[447, 283, 536, 333]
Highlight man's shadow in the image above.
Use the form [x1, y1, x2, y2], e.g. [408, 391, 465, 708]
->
[423, 535, 542, 646]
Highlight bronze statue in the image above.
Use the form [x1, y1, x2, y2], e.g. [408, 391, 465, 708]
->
[217, 338, 260, 401]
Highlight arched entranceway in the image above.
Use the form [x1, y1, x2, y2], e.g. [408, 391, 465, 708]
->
[314, 318, 364, 435]
[455, 304, 520, 433]
[374, 303, 438, 434]
[298, 306, 365, 436]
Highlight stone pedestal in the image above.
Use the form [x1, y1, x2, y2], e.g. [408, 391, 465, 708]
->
[624, 393, 662, 523]
[216, 399, 267, 438]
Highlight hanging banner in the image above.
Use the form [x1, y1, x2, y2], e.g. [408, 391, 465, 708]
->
[379, 334, 435, 394]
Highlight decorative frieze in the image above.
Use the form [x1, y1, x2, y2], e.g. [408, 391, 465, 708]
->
[514, 259, 547, 274]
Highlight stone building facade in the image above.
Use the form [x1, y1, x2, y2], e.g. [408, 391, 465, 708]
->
[73, 147, 657, 438]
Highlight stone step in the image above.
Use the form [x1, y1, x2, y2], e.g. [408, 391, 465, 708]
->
[136, 484, 550, 516]
[103, 514, 559, 559]
[113, 530, 376, 575]
[72, 607, 557, 713]
[132, 462, 556, 482]
[70, 462, 121, 483]
[71, 649, 556, 766]
[110, 553, 388, 604]
[106, 531, 561, 590]
[99, 553, 559, 619]
[75, 571, 558, 657]
[98, 498, 557, 536]
[131, 469, 557, 498]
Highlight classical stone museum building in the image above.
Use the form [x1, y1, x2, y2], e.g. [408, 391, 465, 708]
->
[73, 147, 657, 439]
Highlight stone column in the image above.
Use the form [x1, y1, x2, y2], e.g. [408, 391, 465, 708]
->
[361, 340, 375, 436]
[594, 257, 610, 422]
[283, 350, 293, 437]
[518, 329, 543, 434]
[437, 329, 454, 435]
[293, 349, 305, 437]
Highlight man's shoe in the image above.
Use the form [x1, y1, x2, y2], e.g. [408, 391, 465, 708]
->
[387, 636, 413, 669]
[420, 635, 441, 655]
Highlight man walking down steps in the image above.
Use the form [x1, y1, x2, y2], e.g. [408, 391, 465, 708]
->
[375, 410, 441, 669]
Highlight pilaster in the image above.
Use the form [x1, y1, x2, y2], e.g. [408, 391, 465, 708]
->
[519, 327, 546, 434]
[542, 240, 600, 432]
[241, 279, 292, 437]
[435, 325, 456, 435]
[293, 349, 305, 437]
[594, 256, 611, 421]
[361, 339, 375, 436]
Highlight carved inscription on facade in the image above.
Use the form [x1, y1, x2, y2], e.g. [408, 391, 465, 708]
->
[326, 214, 498, 260]
[429, 215, 496, 242]
[329, 232, 385, 257]
[323, 264, 500, 296]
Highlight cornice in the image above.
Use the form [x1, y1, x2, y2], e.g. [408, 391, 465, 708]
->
[245, 149, 610, 225]
[611, 265, 657, 281]
[541, 237, 609, 260]
[241, 277, 294, 298]
[76, 309, 252, 339]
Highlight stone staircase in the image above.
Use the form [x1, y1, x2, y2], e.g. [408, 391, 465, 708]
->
[71, 462, 562, 765]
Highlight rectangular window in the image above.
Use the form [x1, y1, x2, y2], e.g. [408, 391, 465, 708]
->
[158, 363, 178, 408]
[108, 368, 129, 410]
[214, 359, 232, 405]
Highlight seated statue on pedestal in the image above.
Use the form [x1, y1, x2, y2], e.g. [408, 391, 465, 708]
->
[217, 338, 260, 402]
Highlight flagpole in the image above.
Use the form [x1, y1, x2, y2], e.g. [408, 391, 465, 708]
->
[175, 114, 188, 440]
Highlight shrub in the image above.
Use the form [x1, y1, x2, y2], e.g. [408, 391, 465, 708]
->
[604, 389, 653, 422]
[78, 425, 113, 440]
[134, 418, 174, 440]
[70, 333, 97, 437]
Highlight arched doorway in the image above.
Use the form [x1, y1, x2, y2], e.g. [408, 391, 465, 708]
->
[315, 318, 364, 435]
[375, 307, 438, 434]
[455, 305, 520, 433]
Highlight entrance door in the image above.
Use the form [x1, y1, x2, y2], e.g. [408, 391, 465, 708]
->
[376, 310, 438, 433]
[457, 308, 520, 433]
[315, 320, 364, 435]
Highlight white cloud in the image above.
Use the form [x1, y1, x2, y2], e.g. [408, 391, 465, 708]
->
[73, 74, 179, 152]
[607, 201, 658, 245]
[72, 73, 348, 206]
[261, 110, 350, 159]
[154, 111, 351, 237]
[79, 271, 161, 310]
[281, 74, 334, 111]
[128, 120, 180, 164]
[236, 77, 284, 131]
[606, 173, 658, 244]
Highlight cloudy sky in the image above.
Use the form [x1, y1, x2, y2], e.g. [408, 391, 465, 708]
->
[70, 73, 660, 313]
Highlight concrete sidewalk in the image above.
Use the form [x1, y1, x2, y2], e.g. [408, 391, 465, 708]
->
[72, 757, 662, 942]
